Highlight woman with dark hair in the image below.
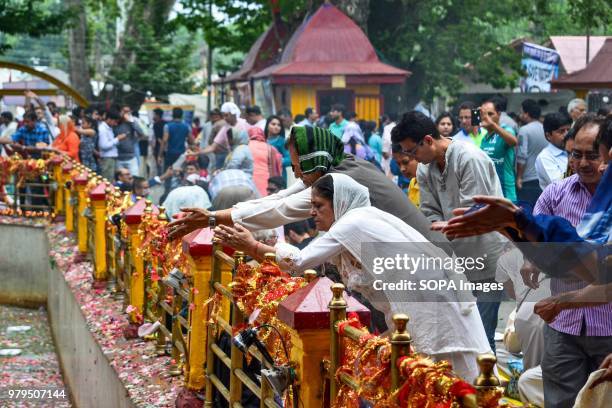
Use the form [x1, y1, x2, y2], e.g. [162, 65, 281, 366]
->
[435, 111, 456, 138]
[264, 115, 290, 181]
[76, 115, 98, 170]
[213, 172, 491, 381]
[363, 120, 383, 163]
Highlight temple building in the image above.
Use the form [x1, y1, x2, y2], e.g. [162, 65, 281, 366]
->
[219, 3, 409, 121]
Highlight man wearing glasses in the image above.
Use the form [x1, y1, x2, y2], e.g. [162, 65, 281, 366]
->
[391, 110, 506, 353]
[524, 113, 609, 407]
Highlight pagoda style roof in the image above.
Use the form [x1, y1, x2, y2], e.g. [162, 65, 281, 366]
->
[552, 38, 612, 89]
[253, 4, 409, 85]
[223, 21, 289, 83]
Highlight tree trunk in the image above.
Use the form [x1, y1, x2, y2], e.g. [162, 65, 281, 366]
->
[334, 0, 370, 33]
[67, 0, 93, 102]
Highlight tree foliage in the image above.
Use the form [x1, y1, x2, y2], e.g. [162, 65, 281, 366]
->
[103, 0, 196, 108]
[178, 0, 611, 107]
[0, 0, 66, 52]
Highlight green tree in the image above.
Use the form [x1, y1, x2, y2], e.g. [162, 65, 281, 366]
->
[0, 0, 65, 53]
[103, 2, 196, 108]
[85, 0, 197, 107]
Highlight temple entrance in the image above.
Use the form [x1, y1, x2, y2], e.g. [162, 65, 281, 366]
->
[316, 89, 354, 115]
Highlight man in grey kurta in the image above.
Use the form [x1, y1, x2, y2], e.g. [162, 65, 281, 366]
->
[392, 110, 506, 352]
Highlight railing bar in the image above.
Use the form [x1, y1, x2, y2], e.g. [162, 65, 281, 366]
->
[232, 403, 244, 408]
[177, 315, 189, 328]
[13, 204, 52, 208]
[335, 323, 368, 343]
[234, 368, 262, 399]
[210, 343, 231, 369]
[177, 288, 190, 300]
[159, 302, 173, 315]
[264, 397, 280, 408]
[213, 282, 233, 300]
[216, 316, 232, 336]
[158, 325, 171, 339]
[213, 315, 271, 368]
[209, 374, 230, 402]
[339, 372, 359, 391]
[174, 340, 185, 355]
[214, 250, 234, 266]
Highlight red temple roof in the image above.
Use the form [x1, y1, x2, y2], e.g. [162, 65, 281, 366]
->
[552, 38, 612, 89]
[223, 21, 289, 83]
[253, 4, 409, 84]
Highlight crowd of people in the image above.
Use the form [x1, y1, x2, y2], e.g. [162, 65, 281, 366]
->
[1, 91, 610, 407]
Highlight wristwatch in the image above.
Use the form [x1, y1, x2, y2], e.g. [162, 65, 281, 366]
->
[208, 211, 216, 228]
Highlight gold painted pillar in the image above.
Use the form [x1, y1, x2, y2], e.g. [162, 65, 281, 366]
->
[49, 155, 65, 214]
[185, 250, 212, 391]
[73, 171, 89, 253]
[276, 276, 372, 407]
[89, 182, 108, 281]
[62, 162, 75, 232]
[124, 198, 150, 323]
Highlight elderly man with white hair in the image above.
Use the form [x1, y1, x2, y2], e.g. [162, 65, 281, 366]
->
[201, 102, 250, 170]
[567, 98, 587, 123]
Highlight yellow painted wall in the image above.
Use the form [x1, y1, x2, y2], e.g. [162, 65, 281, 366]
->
[289, 84, 381, 122]
[355, 95, 381, 122]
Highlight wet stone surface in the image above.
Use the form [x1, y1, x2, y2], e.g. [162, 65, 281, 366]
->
[0, 305, 71, 407]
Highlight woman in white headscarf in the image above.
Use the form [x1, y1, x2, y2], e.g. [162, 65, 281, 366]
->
[223, 124, 254, 175]
[214, 173, 491, 381]
[201, 102, 250, 169]
[163, 185, 212, 218]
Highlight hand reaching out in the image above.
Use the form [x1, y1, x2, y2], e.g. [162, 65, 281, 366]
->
[166, 207, 211, 240]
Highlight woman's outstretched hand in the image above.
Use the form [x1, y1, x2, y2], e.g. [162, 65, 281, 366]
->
[214, 224, 257, 253]
[167, 207, 211, 240]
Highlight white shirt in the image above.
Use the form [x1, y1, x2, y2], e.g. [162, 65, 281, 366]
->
[255, 118, 266, 131]
[535, 143, 568, 190]
[1, 121, 17, 139]
[381, 122, 396, 174]
[98, 121, 119, 158]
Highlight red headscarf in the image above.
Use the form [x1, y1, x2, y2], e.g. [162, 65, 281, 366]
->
[248, 126, 266, 142]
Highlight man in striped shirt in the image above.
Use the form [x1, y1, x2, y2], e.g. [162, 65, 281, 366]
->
[530, 114, 610, 407]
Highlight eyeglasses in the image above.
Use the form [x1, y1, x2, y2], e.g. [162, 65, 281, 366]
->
[570, 150, 601, 161]
[401, 140, 424, 157]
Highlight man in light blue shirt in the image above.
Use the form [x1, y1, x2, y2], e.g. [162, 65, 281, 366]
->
[328, 104, 348, 139]
[535, 112, 571, 190]
[297, 107, 319, 127]
[98, 111, 126, 180]
[452, 101, 486, 146]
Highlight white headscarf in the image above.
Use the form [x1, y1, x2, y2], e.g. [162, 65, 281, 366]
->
[162, 185, 211, 218]
[220, 102, 241, 116]
[276, 172, 489, 369]
[341, 121, 366, 145]
[328, 173, 370, 221]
